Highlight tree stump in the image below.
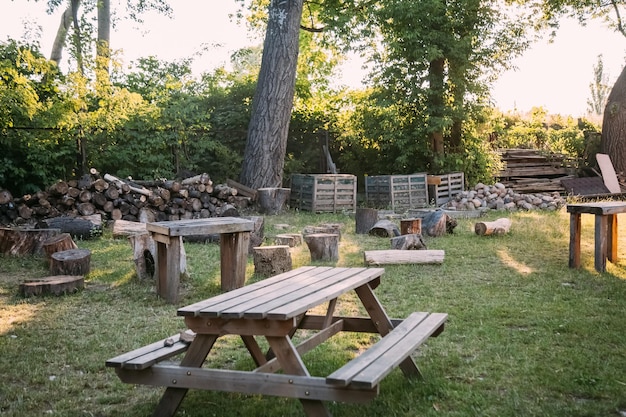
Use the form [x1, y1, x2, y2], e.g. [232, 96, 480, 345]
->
[422, 210, 457, 237]
[50, 249, 91, 276]
[368, 220, 400, 238]
[19, 275, 84, 297]
[43, 233, 78, 265]
[257, 188, 291, 215]
[390, 234, 427, 250]
[244, 216, 265, 254]
[355, 208, 379, 234]
[304, 233, 339, 262]
[303, 224, 342, 240]
[400, 218, 422, 235]
[128, 232, 157, 279]
[475, 218, 512, 236]
[252, 245, 292, 277]
[274, 233, 303, 247]
[0, 227, 61, 256]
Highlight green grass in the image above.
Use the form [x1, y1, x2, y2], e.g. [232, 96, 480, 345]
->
[1, 209, 625, 417]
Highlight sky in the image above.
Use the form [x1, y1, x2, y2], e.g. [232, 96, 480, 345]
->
[1, 0, 625, 117]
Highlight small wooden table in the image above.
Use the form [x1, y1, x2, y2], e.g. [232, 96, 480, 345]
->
[107, 266, 447, 416]
[567, 202, 626, 272]
[146, 217, 254, 303]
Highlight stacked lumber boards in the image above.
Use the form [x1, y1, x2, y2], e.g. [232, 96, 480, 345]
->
[496, 149, 575, 193]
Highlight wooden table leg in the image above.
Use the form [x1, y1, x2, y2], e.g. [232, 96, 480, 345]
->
[154, 236, 181, 303]
[354, 284, 422, 378]
[594, 214, 608, 273]
[266, 335, 331, 417]
[152, 334, 218, 417]
[220, 231, 250, 291]
[608, 214, 618, 263]
[569, 213, 581, 269]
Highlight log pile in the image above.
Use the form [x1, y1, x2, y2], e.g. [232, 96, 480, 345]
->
[0, 171, 251, 227]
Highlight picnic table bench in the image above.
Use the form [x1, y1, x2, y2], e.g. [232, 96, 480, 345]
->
[106, 266, 447, 417]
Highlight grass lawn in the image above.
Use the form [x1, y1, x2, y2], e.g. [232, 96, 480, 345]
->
[1, 208, 625, 417]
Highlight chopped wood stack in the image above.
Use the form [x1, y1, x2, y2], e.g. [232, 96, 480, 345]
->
[496, 149, 576, 193]
[0, 171, 251, 227]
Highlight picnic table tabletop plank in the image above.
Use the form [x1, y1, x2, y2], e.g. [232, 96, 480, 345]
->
[146, 217, 254, 236]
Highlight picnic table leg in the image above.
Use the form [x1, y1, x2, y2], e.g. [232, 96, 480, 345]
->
[569, 213, 581, 269]
[354, 284, 423, 378]
[153, 235, 181, 303]
[608, 214, 618, 263]
[220, 231, 250, 291]
[266, 335, 331, 417]
[152, 334, 218, 417]
[594, 214, 608, 273]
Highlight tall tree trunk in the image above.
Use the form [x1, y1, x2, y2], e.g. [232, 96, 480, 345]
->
[70, 0, 85, 75]
[601, 65, 626, 174]
[239, 0, 304, 189]
[96, 0, 111, 85]
[50, 4, 75, 65]
[428, 57, 446, 155]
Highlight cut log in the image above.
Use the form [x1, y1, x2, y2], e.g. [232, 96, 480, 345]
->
[400, 218, 422, 235]
[368, 220, 400, 238]
[112, 219, 147, 237]
[50, 249, 91, 276]
[422, 210, 457, 237]
[43, 233, 78, 264]
[355, 208, 379, 234]
[0, 227, 61, 256]
[257, 188, 290, 215]
[128, 232, 156, 279]
[364, 249, 445, 265]
[19, 275, 84, 297]
[390, 234, 427, 250]
[0, 189, 13, 205]
[43, 215, 102, 240]
[474, 218, 512, 236]
[274, 233, 303, 247]
[227, 178, 258, 201]
[303, 225, 342, 240]
[304, 233, 339, 262]
[252, 245, 292, 277]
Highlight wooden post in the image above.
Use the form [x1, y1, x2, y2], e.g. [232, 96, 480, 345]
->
[252, 245, 292, 277]
[355, 208, 378, 234]
[220, 231, 251, 291]
[304, 233, 339, 262]
[400, 218, 422, 235]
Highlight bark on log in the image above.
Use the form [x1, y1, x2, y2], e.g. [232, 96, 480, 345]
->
[44, 215, 102, 239]
[355, 208, 378, 234]
[274, 233, 303, 247]
[390, 234, 427, 250]
[0, 189, 13, 205]
[257, 188, 290, 215]
[227, 178, 258, 201]
[43, 233, 78, 264]
[252, 245, 292, 277]
[368, 220, 400, 238]
[422, 210, 457, 237]
[19, 275, 84, 297]
[474, 218, 512, 236]
[304, 233, 339, 262]
[128, 232, 156, 279]
[244, 215, 265, 254]
[303, 225, 342, 240]
[364, 249, 445, 265]
[50, 249, 91, 276]
[0, 227, 61, 256]
[112, 219, 147, 237]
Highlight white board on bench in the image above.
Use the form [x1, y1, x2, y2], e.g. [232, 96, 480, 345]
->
[364, 249, 445, 265]
[596, 153, 621, 194]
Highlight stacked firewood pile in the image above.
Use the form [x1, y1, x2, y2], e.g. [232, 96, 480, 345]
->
[0, 171, 251, 227]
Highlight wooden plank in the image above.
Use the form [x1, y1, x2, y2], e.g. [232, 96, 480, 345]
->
[326, 312, 447, 388]
[226, 178, 258, 201]
[364, 250, 445, 265]
[116, 365, 378, 403]
[106, 332, 192, 370]
[596, 153, 621, 194]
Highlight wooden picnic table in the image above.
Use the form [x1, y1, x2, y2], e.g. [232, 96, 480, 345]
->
[146, 217, 254, 303]
[567, 201, 626, 273]
[107, 266, 447, 417]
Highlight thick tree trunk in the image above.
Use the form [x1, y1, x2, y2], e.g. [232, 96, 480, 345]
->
[97, 0, 111, 81]
[428, 57, 446, 155]
[50, 4, 75, 64]
[601, 65, 626, 175]
[239, 0, 304, 189]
